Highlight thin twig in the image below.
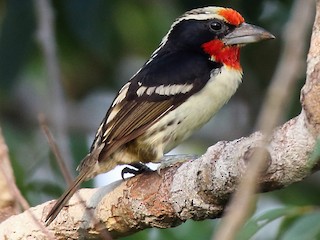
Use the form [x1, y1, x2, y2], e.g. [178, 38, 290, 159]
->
[39, 114, 113, 239]
[0, 128, 19, 217]
[39, 114, 73, 186]
[33, 0, 72, 171]
[0, 130, 55, 239]
[213, 0, 315, 239]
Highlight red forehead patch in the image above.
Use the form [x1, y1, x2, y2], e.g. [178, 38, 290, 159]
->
[218, 8, 244, 26]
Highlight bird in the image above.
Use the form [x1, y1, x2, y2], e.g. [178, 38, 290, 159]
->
[45, 6, 275, 225]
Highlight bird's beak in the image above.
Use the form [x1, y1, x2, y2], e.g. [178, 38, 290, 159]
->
[223, 23, 275, 46]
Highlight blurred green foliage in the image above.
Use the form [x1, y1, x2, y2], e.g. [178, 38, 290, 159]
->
[0, 0, 318, 239]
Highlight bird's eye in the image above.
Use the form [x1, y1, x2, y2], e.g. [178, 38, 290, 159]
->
[210, 21, 222, 31]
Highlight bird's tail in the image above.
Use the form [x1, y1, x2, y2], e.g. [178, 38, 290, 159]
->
[45, 169, 89, 226]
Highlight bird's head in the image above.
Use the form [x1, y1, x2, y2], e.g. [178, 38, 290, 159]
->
[161, 7, 275, 70]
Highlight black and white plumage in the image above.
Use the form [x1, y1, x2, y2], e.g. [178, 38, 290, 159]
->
[90, 51, 224, 162]
[45, 6, 274, 225]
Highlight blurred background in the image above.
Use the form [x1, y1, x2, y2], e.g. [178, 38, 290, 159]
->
[0, 0, 318, 239]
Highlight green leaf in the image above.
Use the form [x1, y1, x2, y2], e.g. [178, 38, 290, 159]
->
[236, 206, 306, 240]
[122, 219, 216, 240]
[281, 212, 320, 240]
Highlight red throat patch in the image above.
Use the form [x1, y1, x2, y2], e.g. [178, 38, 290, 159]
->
[218, 8, 244, 26]
[202, 40, 242, 70]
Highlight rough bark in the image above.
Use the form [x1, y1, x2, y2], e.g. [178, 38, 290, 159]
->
[0, 115, 316, 240]
[1, 1, 320, 239]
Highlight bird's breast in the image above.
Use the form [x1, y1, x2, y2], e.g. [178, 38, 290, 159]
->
[142, 65, 243, 155]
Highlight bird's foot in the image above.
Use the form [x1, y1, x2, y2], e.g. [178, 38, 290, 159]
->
[157, 154, 198, 175]
[121, 163, 153, 180]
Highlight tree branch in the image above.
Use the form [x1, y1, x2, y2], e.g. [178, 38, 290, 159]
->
[0, 113, 316, 239]
[1, 1, 320, 239]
